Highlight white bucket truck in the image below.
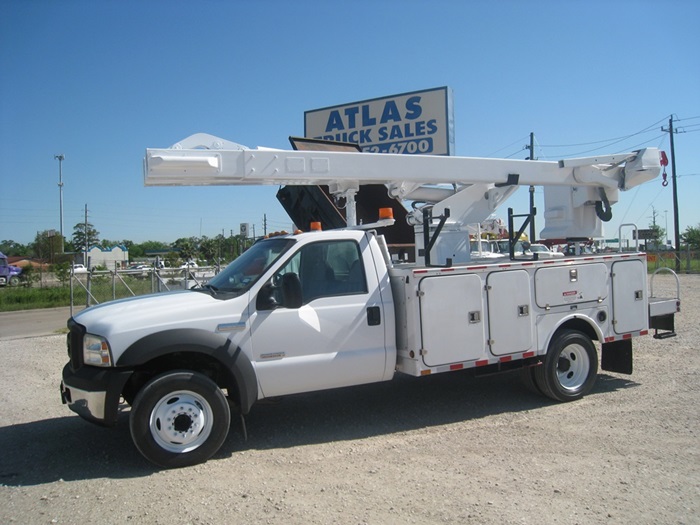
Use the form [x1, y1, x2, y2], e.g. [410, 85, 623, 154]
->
[60, 133, 680, 467]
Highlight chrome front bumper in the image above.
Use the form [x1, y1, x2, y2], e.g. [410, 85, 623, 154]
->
[60, 363, 132, 427]
[61, 380, 107, 422]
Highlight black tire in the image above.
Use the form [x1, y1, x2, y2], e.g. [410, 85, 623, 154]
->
[520, 365, 542, 395]
[8, 276, 20, 286]
[534, 330, 598, 402]
[129, 371, 231, 468]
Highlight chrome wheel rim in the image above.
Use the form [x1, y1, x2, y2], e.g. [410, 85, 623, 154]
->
[149, 390, 213, 453]
[556, 344, 590, 391]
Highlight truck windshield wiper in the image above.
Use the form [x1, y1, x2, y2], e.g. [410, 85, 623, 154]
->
[200, 283, 220, 295]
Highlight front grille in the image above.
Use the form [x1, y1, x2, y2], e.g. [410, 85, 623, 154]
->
[67, 319, 85, 370]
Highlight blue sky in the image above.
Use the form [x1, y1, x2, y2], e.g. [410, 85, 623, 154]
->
[1, 0, 699, 248]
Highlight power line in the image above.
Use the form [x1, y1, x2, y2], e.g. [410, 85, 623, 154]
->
[622, 133, 668, 152]
[547, 134, 665, 159]
[503, 147, 527, 159]
[485, 136, 530, 157]
[539, 116, 668, 148]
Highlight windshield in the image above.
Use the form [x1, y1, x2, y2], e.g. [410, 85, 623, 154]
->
[469, 240, 491, 252]
[204, 238, 295, 295]
[497, 240, 525, 253]
[530, 245, 547, 252]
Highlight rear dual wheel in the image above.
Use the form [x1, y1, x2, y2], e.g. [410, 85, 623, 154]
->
[532, 330, 598, 402]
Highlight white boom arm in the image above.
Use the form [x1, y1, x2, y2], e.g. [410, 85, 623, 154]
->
[144, 133, 661, 240]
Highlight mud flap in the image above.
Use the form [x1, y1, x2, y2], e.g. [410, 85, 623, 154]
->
[601, 339, 633, 375]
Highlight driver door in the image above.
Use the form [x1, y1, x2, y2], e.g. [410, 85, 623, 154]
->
[249, 237, 389, 397]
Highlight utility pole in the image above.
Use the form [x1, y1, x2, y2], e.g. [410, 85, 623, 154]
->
[527, 132, 536, 242]
[54, 154, 65, 252]
[84, 204, 89, 266]
[263, 214, 267, 236]
[661, 116, 681, 272]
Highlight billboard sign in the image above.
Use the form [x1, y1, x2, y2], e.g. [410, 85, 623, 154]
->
[304, 87, 454, 156]
[634, 229, 654, 240]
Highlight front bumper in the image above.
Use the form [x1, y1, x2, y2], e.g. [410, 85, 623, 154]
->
[60, 363, 132, 426]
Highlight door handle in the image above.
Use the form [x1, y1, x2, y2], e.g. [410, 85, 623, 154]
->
[367, 306, 381, 326]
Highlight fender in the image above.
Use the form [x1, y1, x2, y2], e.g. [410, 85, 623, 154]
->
[537, 311, 606, 355]
[119, 328, 258, 414]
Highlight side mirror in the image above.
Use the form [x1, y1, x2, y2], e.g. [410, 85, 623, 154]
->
[280, 272, 302, 309]
[256, 283, 278, 311]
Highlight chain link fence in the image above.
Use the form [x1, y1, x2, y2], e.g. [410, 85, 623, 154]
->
[68, 266, 220, 315]
[645, 247, 700, 274]
[64, 250, 700, 314]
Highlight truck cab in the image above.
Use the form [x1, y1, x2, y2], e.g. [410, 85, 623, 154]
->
[0, 252, 22, 286]
[61, 229, 396, 467]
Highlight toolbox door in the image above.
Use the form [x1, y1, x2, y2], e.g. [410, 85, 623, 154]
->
[612, 260, 647, 334]
[419, 274, 485, 367]
[535, 263, 609, 308]
[487, 270, 533, 356]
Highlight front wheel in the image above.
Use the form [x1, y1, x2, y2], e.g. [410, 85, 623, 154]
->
[534, 330, 598, 402]
[129, 371, 231, 468]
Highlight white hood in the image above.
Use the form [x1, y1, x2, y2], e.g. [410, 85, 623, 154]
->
[73, 290, 249, 358]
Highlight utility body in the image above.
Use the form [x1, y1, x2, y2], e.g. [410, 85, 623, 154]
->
[60, 134, 680, 467]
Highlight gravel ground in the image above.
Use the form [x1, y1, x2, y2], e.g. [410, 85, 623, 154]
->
[0, 273, 697, 525]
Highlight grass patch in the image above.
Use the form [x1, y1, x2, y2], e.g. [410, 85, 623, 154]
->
[0, 275, 172, 312]
[0, 286, 72, 311]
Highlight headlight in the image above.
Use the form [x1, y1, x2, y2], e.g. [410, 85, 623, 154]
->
[83, 333, 113, 367]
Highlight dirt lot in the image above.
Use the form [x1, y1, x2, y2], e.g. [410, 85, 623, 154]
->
[0, 273, 697, 525]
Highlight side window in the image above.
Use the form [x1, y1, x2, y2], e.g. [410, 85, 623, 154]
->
[326, 241, 367, 295]
[272, 240, 367, 305]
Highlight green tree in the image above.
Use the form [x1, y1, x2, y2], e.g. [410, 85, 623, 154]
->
[129, 240, 170, 260]
[165, 251, 180, 268]
[72, 222, 100, 252]
[129, 243, 145, 259]
[648, 224, 666, 250]
[681, 225, 700, 249]
[53, 262, 70, 285]
[121, 239, 134, 255]
[173, 237, 198, 262]
[63, 239, 77, 254]
[0, 240, 29, 256]
[199, 236, 220, 264]
[18, 263, 39, 286]
[31, 230, 65, 262]
[99, 239, 125, 249]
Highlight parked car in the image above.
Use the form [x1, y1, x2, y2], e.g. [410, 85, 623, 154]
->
[495, 239, 528, 257]
[126, 264, 150, 276]
[180, 261, 198, 269]
[528, 243, 564, 259]
[72, 264, 88, 274]
[470, 239, 506, 259]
